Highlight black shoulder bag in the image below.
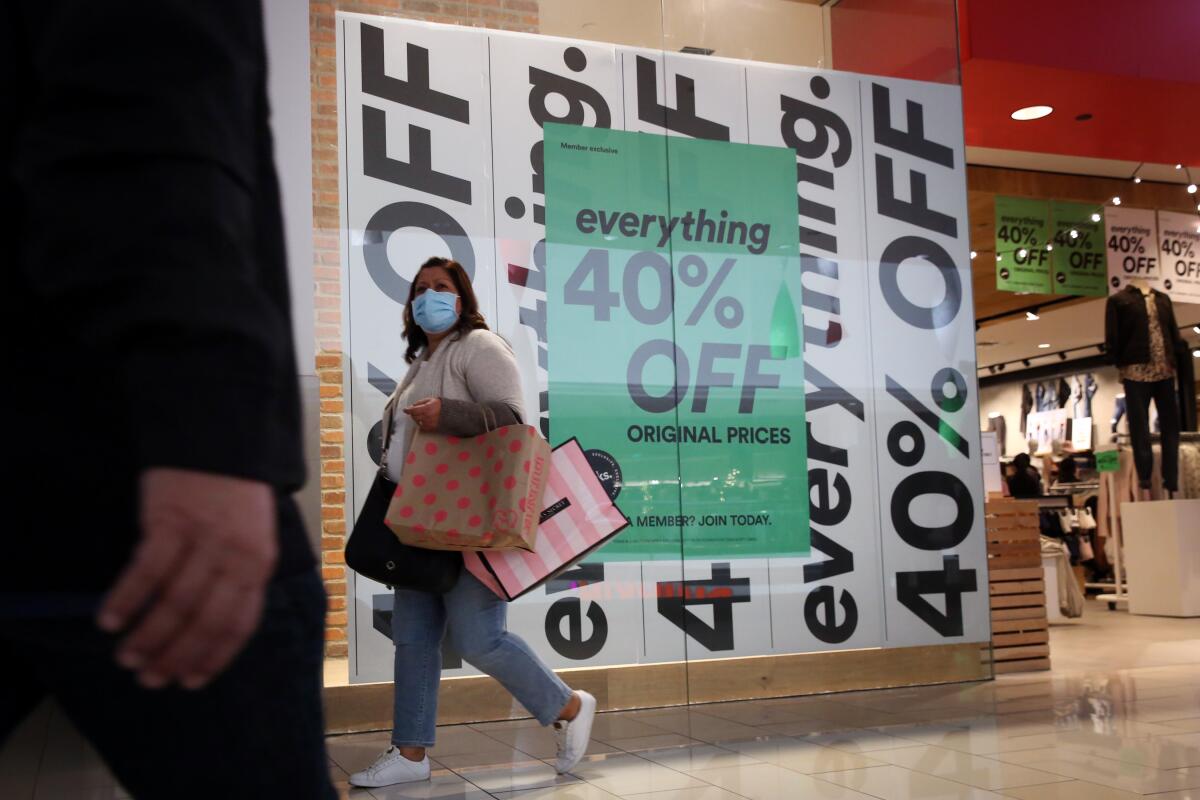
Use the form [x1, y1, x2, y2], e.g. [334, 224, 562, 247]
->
[344, 471, 462, 593]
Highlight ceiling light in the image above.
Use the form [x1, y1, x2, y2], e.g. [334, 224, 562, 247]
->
[996, 254, 1002, 262]
[1011, 105, 1053, 121]
[1091, 213, 1102, 222]
[970, 250, 977, 259]
[1112, 196, 1121, 205]
[1069, 229, 1079, 239]
[1194, 349, 1200, 359]
[1046, 244, 1054, 251]
[1194, 325, 1200, 334]
[1018, 248, 1028, 258]
[1027, 311, 1040, 321]
[1134, 177, 1142, 184]
[1188, 184, 1197, 194]
[1177, 164, 1184, 170]
[1038, 343, 1051, 348]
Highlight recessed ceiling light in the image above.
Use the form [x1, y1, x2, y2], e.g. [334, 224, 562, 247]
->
[1091, 213, 1102, 222]
[1069, 229, 1079, 238]
[1177, 164, 1184, 170]
[1188, 184, 1197, 194]
[1038, 343, 1051, 348]
[1112, 196, 1122, 205]
[1018, 248, 1028, 258]
[1011, 105, 1053, 121]
[996, 255, 1002, 262]
[970, 250, 977, 259]
[1133, 177, 1142, 184]
[1046, 244, 1053, 251]
[1026, 311, 1040, 321]
[1194, 325, 1200, 334]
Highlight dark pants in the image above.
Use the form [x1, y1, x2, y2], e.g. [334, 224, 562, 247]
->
[0, 571, 335, 800]
[1124, 378, 1180, 492]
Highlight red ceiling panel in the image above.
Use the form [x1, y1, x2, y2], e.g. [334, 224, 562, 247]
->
[960, 0, 1200, 164]
[830, 0, 1200, 165]
[964, 0, 1200, 84]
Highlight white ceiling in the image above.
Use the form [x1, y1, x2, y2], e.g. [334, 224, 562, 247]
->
[977, 298, 1200, 374]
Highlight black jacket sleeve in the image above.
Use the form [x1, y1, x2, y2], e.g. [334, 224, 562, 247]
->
[10, 1, 301, 486]
[438, 400, 523, 437]
[1104, 293, 1120, 366]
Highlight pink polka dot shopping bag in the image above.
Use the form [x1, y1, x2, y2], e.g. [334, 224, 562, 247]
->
[384, 425, 550, 552]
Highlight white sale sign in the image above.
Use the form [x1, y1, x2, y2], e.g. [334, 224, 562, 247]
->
[1105, 206, 1162, 294]
[1157, 210, 1200, 305]
[336, 13, 987, 684]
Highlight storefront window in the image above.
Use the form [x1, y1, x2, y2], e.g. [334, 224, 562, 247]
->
[318, 0, 991, 712]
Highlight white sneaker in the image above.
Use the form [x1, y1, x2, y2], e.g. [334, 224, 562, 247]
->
[348, 746, 431, 788]
[553, 691, 596, 774]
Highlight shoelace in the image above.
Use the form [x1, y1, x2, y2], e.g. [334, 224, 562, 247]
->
[367, 748, 404, 775]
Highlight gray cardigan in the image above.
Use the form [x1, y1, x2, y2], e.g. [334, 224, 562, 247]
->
[380, 329, 525, 467]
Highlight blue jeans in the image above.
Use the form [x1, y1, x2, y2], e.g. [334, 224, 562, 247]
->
[391, 572, 572, 747]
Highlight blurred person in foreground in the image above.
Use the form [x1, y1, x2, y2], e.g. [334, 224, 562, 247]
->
[1, 2, 335, 797]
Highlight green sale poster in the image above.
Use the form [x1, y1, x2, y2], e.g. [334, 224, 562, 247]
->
[1050, 201, 1106, 296]
[543, 124, 809, 561]
[995, 196, 1051, 293]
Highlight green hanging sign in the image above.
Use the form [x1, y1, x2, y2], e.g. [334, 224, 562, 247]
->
[1050, 201, 1106, 297]
[544, 123, 809, 561]
[995, 196, 1051, 293]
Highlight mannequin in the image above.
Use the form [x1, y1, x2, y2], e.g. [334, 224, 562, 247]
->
[987, 412, 1007, 456]
[1104, 279, 1185, 499]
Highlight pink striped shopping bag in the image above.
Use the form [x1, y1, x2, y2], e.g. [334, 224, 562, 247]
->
[464, 438, 629, 601]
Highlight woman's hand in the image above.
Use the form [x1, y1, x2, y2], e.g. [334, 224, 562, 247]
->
[404, 397, 442, 432]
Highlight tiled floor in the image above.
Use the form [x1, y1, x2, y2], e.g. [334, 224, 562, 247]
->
[4, 599, 1198, 799]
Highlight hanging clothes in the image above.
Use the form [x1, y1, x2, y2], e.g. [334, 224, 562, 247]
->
[1057, 376, 1072, 409]
[1082, 373, 1098, 419]
[1075, 376, 1094, 419]
[1042, 536, 1085, 618]
[988, 414, 1007, 456]
[1111, 394, 1126, 435]
[1175, 341, 1197, 432]
[1036, 382, 1050, 412]
[1021, 384, 1034, 434]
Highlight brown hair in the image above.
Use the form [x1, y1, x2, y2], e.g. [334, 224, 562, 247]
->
[403, 257, 488, 363]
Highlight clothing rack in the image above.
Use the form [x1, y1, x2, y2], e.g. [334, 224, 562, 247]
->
[1115, 431, 1200, 443]
[1045, 481, 1100, 497]
[1036, 494, 1073, 509]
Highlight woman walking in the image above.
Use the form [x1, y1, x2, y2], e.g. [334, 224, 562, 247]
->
[350, 257, 596, 788]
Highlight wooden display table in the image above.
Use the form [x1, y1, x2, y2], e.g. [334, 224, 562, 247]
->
[984, 499, 1051, 673]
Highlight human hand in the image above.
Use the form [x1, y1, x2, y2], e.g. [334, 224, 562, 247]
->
[97, 468, 277, 690]
[404, 397, 442, 432]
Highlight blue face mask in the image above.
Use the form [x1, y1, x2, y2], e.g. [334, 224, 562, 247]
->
[412, 289, 459, 334]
